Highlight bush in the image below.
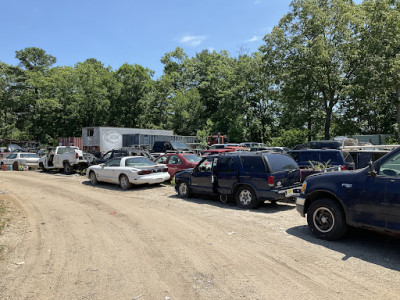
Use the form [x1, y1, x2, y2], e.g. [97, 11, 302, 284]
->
[270, 129, 308, 148]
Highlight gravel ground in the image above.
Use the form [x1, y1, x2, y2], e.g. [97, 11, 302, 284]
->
[1, 170, 400, 299]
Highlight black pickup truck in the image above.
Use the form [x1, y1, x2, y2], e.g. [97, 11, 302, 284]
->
[174, 151, 301, 209]
[296, 146, 400, 240]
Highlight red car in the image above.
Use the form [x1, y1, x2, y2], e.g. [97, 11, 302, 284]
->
[154, 153, 202, 180]
[202, 146, 249, 156]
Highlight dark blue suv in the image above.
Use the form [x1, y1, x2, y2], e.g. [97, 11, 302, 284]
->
[174, 152, 301, 209]
[296, 146, 400, 240]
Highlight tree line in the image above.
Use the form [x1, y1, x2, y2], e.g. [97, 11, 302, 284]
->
[1, 0, 400, 148]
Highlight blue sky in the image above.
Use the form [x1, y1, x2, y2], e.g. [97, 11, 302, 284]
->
[1, 0, 292, 77]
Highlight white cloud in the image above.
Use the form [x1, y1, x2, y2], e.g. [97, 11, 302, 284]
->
[246, 35, 262, 43]
[179, 35, 207, 47]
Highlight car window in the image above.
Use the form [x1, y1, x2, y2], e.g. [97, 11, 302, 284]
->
[240, 156, 266, 173]
[155, 155, 168, 164]
[197, 157, 215, 172]
[379, 152, 400, 177]
[183, 155, 202, 163]
[343, 151, 354, 163]
[104, 158, 121, 167]
[8, 154, 17, 159]
[102, 151, 112, 160]
[125, 157, 155, 167]
[298, 152, 319, 164]
[263, 153, 298, 172]
[168, 155, 181, 165]
[219, 156, 236, 172]
[320, 151, 341, 164]
[57, 147, 78, 154]
[113, 151, 126, 158]
[20, 154, 39, 158]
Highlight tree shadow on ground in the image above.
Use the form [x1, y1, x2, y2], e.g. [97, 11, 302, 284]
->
[168, 193, 296, 214]
[287, 225, 400, 271]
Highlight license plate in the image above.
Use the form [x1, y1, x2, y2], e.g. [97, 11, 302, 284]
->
[286, 189, 294, 197]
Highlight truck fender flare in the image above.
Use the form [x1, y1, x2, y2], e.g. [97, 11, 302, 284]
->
[306, 190, 349, 221]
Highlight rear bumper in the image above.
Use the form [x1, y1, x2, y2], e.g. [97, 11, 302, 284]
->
[131, 173, 170, 185]
[272, 184, 302, 200]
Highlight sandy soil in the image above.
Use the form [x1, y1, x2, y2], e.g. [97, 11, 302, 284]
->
[0, 170, 400, 299]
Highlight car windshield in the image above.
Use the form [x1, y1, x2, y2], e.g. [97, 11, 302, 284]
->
[125, 157, 155, 167]
[170, 142, 189, 150]
[183, 155, 202, 163]
[57, 147, 78, 154]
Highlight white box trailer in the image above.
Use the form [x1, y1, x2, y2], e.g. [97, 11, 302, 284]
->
[82, 127, 195, 153]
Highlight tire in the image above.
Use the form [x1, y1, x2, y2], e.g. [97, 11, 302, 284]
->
[177, 181, 191, 197]
[89, 171, 98, 185]
[63, 162, 72, 174]
[307, 198, 348, 240]
[12, 161, 18, 171]
[119, 174, 132, 190]
[235, 186, 259, 209]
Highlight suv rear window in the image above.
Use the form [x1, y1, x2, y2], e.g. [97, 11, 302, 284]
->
[240, 156, 266, 173]
[262, 153, 298, 172]
[320, 151, 341, 164]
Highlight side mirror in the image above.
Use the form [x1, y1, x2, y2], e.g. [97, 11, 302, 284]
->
[100, 164, 105, 169]
[368, 160, 376, 176]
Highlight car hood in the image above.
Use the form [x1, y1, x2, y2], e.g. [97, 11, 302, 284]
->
[175, 168, 193, 178]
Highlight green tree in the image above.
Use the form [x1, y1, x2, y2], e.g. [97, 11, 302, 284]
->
[260, 0, 363, 140]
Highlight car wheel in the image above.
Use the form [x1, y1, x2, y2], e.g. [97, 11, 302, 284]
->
[12, 161, 18, 171]
[119, 174, 132, 190]
[235, 186, 259, 209]
[177, 181, 191, 197]
[307, 198, 348, 240]
[89, 171, 98, 185]
[63, 162, 72, 174]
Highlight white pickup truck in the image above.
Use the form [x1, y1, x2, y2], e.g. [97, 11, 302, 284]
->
[38, 146, 91, 174]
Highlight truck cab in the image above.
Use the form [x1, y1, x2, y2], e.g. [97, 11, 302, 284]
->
[296, 146, 400, 240]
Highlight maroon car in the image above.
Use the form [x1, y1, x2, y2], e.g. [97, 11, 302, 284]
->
[154, 153, 202, 180]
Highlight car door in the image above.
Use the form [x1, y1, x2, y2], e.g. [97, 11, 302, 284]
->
[376, 152, 400, 231]
[190, 157, 217, 194]
[216, 156, 237, 195]
[167, 155, 182, 177]
[98, 158, 121, 183]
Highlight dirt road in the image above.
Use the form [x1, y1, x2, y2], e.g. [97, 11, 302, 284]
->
[1, 171, 400, 299]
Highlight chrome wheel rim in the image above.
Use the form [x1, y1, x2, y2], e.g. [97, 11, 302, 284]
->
[179, 183, 187, 195]
[90, 172, 96, 183]
[313, 207, 335, 233]
[239, 190, 252, 205]
[120, 176, 129, 189]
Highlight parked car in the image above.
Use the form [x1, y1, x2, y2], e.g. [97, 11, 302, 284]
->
[87, 156, 170, 189]
[95, 148, 155, 164]
[296, 146, 400, 240]
[239, 142, 267, 148]
[292, 140, 341, 150]
[151, 141, 191, 153]
[209, 143, 240, 149]
[174, 151, 301, 209]
[251, 147, 291, 153]
[154, 153, 202, 180]
[288, 149, 355, 170]
[1, 152, 40, 170]
[38, 146, 90, 174]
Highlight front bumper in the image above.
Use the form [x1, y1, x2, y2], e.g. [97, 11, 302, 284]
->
[296, 196, 306, 217]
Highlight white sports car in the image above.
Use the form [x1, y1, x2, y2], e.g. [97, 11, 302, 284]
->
[87, 156, 170, 189]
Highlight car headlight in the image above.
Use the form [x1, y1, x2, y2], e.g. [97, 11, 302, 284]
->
[301, 181, 307, 194]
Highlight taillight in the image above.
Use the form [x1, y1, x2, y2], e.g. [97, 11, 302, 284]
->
[341, 165, 346, 171]
[268, 176, 274, 187]
[76, 153, 79, 159]
[138, 170, 152, 175]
